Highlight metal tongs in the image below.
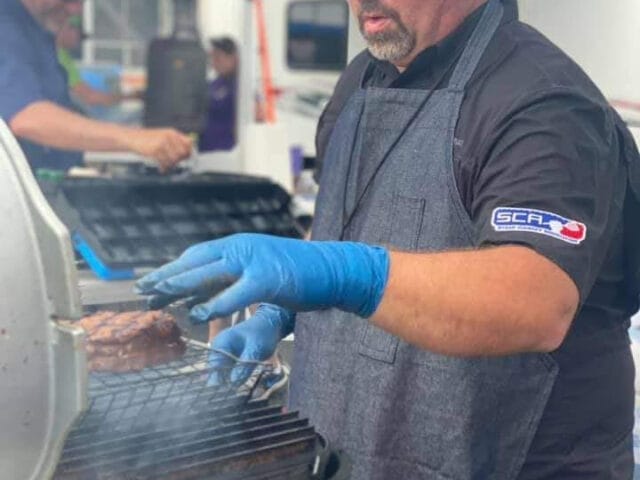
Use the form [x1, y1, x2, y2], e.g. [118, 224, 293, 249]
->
[205, 347, 274, 401]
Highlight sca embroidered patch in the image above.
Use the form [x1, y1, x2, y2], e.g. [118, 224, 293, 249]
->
[491, 207, 586, 245]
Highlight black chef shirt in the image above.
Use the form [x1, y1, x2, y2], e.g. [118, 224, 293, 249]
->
[316, 1, 639, 475]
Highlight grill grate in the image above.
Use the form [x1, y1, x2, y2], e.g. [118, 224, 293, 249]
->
[66, 341, 265, 439]
[54, 340, 320, 480]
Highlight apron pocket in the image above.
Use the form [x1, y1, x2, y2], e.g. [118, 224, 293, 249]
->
[358, 194, 425, 363]
[358, 323, 399, 364]
[388, 194, 426, 250]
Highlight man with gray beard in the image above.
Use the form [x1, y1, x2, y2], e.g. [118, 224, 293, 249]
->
[139, 0, 640, 478]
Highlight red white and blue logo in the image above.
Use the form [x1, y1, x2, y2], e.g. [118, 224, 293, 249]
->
[491, 207, 587, 245]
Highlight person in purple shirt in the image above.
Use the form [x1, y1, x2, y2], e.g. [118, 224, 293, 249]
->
[198, 37, 238, 153]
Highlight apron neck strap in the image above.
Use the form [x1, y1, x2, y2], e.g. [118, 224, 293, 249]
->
[359, 61, 376, 90]
[448, 0, 504, 91]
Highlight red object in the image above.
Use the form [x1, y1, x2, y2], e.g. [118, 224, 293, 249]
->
[560, 222, 586, 241]
[254, 0, 277, 124]
[610, 99, 640, 111]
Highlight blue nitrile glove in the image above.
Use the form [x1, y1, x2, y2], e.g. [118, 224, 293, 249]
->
[135, 233, 390, 324]
[207, 303, 294, 386]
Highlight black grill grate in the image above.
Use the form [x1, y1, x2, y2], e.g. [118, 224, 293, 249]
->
[42, 176, 303, 272]
[53, 341, 319, 480]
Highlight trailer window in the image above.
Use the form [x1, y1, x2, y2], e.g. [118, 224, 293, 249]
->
[287, 1, 349, 71]
[83, 0, 178, 67]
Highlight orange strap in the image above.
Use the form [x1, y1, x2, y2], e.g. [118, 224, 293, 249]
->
[610, 99, 640, 112]
[254, 0, 277, 124]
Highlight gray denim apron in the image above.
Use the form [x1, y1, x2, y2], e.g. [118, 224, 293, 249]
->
[290, 1, 560, 479]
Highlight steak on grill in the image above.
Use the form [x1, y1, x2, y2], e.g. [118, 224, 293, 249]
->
[77, 311, 186, 372]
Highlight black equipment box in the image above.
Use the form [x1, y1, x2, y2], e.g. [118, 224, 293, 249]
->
[144, 37, 208, 133]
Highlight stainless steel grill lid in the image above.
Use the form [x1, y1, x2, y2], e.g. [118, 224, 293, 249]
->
[0, 121, 86, 480]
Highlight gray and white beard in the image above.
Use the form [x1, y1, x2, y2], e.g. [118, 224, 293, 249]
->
[358, 0, 416, 62]
[365, 28, 416, 62]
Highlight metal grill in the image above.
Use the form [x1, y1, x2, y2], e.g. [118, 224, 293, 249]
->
[53, 340, 321, 480]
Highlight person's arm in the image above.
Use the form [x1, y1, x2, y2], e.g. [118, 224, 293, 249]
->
[10, 101, 192, 170]
[373, 246, 578, 356]
[71, 82, 120, 107]
[71, 83, 143, 107]
[136, 235, 576, 355]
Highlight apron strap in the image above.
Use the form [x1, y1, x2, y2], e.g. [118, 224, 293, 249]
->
[449, 0, 504, 91]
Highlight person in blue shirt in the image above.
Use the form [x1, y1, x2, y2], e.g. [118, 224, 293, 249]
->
[198, 37, 238, 153]
[0, 0, 193, 172]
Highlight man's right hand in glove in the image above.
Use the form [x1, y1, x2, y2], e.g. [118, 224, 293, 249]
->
[135, 233, 390, 323]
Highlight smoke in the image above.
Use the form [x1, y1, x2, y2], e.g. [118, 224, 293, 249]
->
[54, 349, 247, 479]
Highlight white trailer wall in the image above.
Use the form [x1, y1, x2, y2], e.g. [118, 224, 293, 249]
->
[198, 0, 243, 39]
[519, 0, 640, 102]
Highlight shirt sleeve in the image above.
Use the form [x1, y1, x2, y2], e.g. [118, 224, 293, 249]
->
[0, 19, 46, 122]
[471, 88, 627, 302]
